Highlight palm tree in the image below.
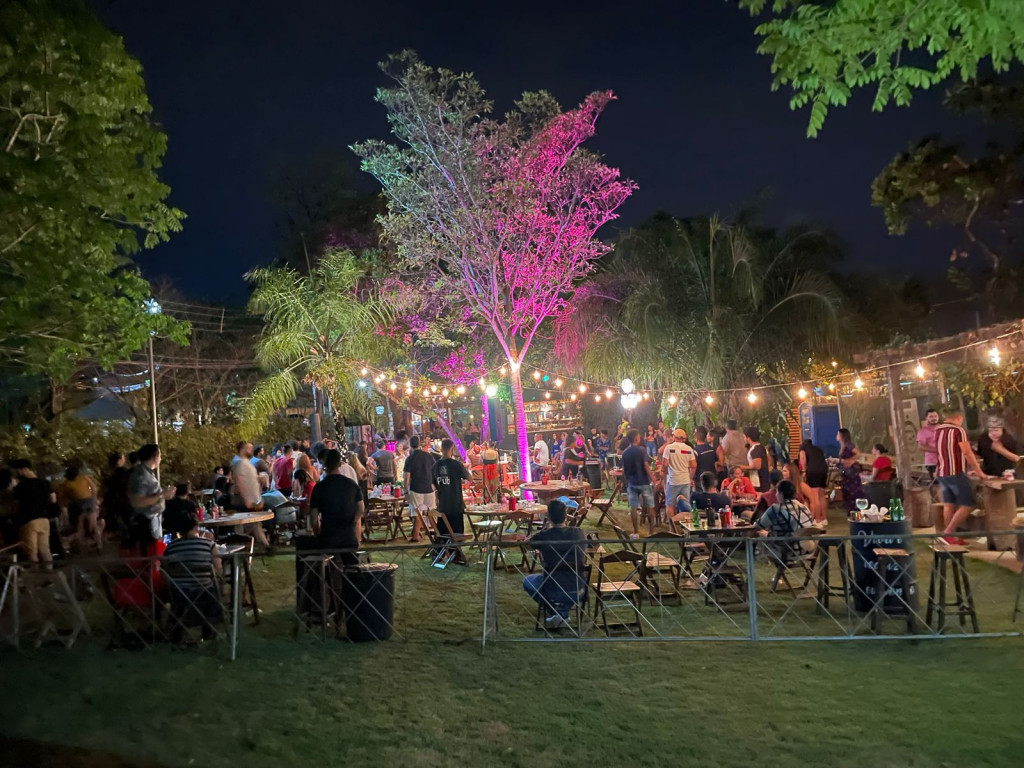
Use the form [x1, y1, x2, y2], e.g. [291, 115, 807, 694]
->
[555, 213, 843, 419]
[243, 249, 394, 440]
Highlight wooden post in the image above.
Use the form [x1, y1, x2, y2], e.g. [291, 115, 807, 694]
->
[885, 367, 909, 489]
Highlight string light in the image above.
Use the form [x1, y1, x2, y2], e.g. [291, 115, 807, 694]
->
[509, 361, 520, 372]
[668, 394, 678, 406]
[532, 370, 541, 380]
[441, 388, 449, 397]
[828, 382, 835, 392]
[578, 383, 587, 394]
[605, 388, 614, 398]
[831, 360, 838, 369]
[456, 385, 466, 394]
[360, 367, 368, 376]
[797, 387, 808, 400]
[854, 376, 864, 390]
[747, 391, 757, 404]
[704, 394, 714, 406]
[915, 361, 926, 379]
[499, 366, 507, 375]
[570, 393, 577, 401]
[989, 346, 1001, 366]
[544, 392, 551, 399]
[642, 392, 650, 400]
[421, 388, 430, 397]
[594, 395, 602, 403]
[389, 382, 397, 391]
[430, 384, 437, 393]
[554, 378, 563, 388]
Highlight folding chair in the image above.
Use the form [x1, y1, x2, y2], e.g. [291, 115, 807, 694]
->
[592, 549, 645, 636]
[363, 500, 394, 541]
[640, 532, 683, 604]
[162, 559, 224, 644]
[765, 527, 822, 597]
[465, 512, 503, 543]
[418, 510, 470, 568]
[219, 533, 260, 624]
[534, 562, 592, 634]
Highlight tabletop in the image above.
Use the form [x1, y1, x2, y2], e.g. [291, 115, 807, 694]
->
[980, 477, 1024, 490]
[201, 511, 274, 527]
[677, 523, 756, 537]
[466, 503, 547, 517]
[521, 480, 590, 493]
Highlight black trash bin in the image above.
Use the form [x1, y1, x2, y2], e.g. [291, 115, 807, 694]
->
[585, 459, 603, 491]
[342, 562, 398, 641]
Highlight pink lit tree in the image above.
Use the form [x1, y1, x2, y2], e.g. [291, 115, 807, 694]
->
[354, 52, 636, 481]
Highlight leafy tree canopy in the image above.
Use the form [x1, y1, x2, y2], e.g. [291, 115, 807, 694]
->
[740, 0, 1024, 136]
[0, 0, 186, 378]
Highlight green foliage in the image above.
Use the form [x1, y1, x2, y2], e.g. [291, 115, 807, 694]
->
[940, 357, 1024, 409]
[243, 249, 395, 436]
[740, 0, 1024, 136]
[0, 0, 187, 377]
[556, 213, 843, 419]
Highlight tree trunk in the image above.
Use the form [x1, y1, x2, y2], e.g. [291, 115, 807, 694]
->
[479, 393, 490, 442]
[507, 366, 532, 482]
[309, 383, 322, 445]
[433, 410, 467, 461]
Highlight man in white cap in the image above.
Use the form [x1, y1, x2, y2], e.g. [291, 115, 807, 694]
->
[661, 428, 696, 521]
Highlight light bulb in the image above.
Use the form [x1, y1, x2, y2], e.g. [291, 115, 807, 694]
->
[554, 378, 563, 388]
[441, 388, 449, 397]
[389, 383, 397, 391]
[828, 382, 835, 391]
[578, 384, 587, 394]
[456, 385, 465, 394]
[594, 395, 601, 403]
[668, 395, 678, 406]
[422, 388, 430, 397]
[499, 366, 507, 375]
[915, 361, 925, 379]
[544, 392, 551, 399]
[532, 370, 541, 380]
[704, 394, 714, 406]
[509, 361, 520, 372]
[360, 367, 368, 376]
[642, 392, 650, 400]
[747, 391, 757, 404]
[854, 376, 864, 390]
[797, 387, 808, 399]
[831, 360, 838, 369]
[570, 393, 577, 401]
[605, 388, 614, 398]
[989, 346, 1001, 366]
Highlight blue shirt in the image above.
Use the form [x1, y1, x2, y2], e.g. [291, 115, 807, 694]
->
[622, 445, 650, 488]
[595, 436, 611, 458]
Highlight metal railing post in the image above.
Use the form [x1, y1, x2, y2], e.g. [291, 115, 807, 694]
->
[230, 553, 241, 661]
[481, 545, 494, 653]
[746, 538, 759, 641]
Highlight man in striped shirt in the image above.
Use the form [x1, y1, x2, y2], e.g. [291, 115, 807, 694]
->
[935, 406, 987, 545]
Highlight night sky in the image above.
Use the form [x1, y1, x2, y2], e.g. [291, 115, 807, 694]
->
[95, 0, 980, 303]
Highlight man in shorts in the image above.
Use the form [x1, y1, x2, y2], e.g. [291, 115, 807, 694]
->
[404, 435, 436, 542]
[935, 406, 988, 545]
[622, 428, 657, 536]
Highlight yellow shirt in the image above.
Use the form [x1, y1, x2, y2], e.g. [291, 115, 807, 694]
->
[59, 474, 96, 506]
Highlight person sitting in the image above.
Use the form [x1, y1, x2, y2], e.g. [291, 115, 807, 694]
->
[869, 444, 895, 483]
[750, 469, 784, 523]
[722, 466, 757, 507]
[523, 499, 588, 629]
[754, 479, 817, 558]
[688, 471, 730, 516]
[163, 483, 199, 539]
[161, 508, 222, 643]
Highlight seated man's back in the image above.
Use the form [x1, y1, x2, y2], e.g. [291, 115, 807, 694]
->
[531, 525, 587, 573]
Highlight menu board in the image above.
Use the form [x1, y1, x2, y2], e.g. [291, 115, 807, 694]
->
[849, 519, 917, 614]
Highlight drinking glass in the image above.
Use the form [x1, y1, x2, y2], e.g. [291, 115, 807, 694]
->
[855, 498, 869, 513]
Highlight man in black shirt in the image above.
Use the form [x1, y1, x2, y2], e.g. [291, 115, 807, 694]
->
[310, 449, 364, 565]
[432, 439, 470, 537]
[404, 435, 437, 542]
[622, 429, 656, 536]
[688, 472, 730, 515]
[11, 459, 55, 566]
[523, 499, 588, 628]
[163, 483, 200, 537]
[693, 426, 718, 478]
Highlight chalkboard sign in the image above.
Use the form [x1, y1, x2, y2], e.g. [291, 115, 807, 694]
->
[849, 519, 917, 614]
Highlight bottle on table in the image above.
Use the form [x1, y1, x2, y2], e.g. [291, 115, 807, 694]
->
[691, 506, 700, 529]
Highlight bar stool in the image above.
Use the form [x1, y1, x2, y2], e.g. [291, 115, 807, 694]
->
[870, 548, 917, 634]
[925, 543, 979, 634]
[813, 536, 852, 618]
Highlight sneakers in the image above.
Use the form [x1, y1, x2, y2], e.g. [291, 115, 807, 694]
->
[629, 533, 640, 539]
[936, 535, 967, 547]
[544, 613, 569, 629]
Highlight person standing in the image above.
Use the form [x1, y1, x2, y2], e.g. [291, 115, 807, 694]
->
[693, 426, 718, 479]
[250, 445, 272, 490]
[404, 435, 437, 542]
[720, 420, 748, 475]
[561, 436, 586, 480]
[799, 439, 829, 524]
[432, 438, 471, 538]
[836, 429, 863, 514]
[59, 462, 104, 551]
[367, 439, 397, 486]
[595, 429, 611, 469]
[661, 428, 696, 518]
[622, 428, 657, 536]
[917, 408, 940, 479]
[531, 433, 550, 480]
[935, 407, 988, 545]
[127, 444, 175, 550]
[230, 441, 270, 549]
[742, 427, 771, 495]
[309, 449, 364, 566]
[10, 459, 56, 567]
[272, 443, 295, 493]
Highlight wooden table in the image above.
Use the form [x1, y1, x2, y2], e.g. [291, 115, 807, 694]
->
[676, 523, 756, 605]
[366, 494, 406, 540]
[521, 480, 590, 504]
[980, 478, 1024, 550]
[606, 469, 624, 508]
[201, 511, 274, 528]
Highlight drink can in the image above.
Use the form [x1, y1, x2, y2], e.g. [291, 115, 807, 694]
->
[393, 486, 401, 498]
[509, 496, 517, 511]
[723, 507, 732, 528]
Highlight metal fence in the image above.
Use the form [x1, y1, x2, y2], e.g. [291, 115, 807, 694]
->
[483, 529, 1024, 644]
[2, 529, 1022, 658]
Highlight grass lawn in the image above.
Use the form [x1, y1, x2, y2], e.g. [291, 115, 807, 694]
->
[3, 505, 1024, 767]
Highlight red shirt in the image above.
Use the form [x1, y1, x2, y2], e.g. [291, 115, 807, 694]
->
[935, 422, 968, 477]
[872, 455, 894, 481]
[273, 455, 294, 491]
[724, 476, 756, 497]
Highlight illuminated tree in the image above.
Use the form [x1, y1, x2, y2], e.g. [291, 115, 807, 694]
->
[355, 52, 635, 481]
